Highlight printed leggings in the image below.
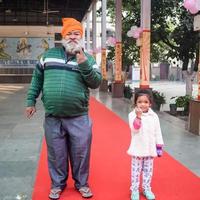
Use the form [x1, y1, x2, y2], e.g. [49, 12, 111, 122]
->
[130, 156, 154, 192]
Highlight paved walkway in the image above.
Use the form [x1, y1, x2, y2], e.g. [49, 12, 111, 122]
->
[0, 84, 44, 200]
[0, 81, 199, 200]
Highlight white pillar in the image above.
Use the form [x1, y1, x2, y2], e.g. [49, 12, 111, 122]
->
[101, 0, 107, 80]
[115, 0, 122, 42]
[140, 0, 151, 88]
[86, 12, 90, 51]
[114, 0, 122, 82]
[141, 0, 151, 29]
[82, 20, 86, 49]
[92, 1, 97, 57]
[101, 0, 107, 48]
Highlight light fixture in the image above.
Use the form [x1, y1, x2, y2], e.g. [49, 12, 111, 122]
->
[5, 9, 12, 13]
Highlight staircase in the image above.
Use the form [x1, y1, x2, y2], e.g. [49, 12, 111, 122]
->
[0, 68, 33, 83]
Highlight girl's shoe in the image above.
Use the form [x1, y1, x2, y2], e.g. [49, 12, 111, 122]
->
[143, 190, 155, 200]
[131, 191, 139, 200]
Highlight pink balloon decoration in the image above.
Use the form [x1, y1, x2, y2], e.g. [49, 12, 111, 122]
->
[184, 0, 199, 14]
[137, 27, 143, 35]
[127, 26, 143, 39]
[133, 27, 143, 39]
[94, 47, 102, 54]
[127, 30, 132, 37]
[107, 37, 116, 47]
[88, 49, 93, 55]
[196, 0, 200, 10]
[89, 47, 102, 54]
[184, 0, 195, 10]
[189, 6, 199, 14]
[133, 32, 140, 39]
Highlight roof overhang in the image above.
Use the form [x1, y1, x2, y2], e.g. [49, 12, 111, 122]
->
[0, 0, 95, 26]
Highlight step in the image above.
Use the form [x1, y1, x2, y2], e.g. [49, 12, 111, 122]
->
[0, 74, 32, 83]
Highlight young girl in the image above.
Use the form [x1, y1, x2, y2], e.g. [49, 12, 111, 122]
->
[127, 89, 164, 200]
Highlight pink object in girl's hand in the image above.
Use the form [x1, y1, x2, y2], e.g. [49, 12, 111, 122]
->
[133, 117, 141, 130]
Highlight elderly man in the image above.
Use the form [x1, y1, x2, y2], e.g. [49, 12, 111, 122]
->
[26, 18, 102, 199]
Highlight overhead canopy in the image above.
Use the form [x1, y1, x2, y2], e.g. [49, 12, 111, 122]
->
[0, 0, 94, 26]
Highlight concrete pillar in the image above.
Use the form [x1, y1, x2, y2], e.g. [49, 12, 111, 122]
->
[112, 0, 124, 98]
[139, 0, 151, 89]
[92, 1, 97, 59]
[86, 13, 90, 51]
[99, 0, 108, 92]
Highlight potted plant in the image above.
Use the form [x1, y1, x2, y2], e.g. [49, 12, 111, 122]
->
[152, 90, 166, 111]
[169, 97, 177, 115]
[123, 85, 133, 99]
[171, 95, 192, 115]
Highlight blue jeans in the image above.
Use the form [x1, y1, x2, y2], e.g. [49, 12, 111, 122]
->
[44, 114, 92, 190]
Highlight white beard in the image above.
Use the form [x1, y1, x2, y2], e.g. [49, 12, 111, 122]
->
[62, 39, 83, 55]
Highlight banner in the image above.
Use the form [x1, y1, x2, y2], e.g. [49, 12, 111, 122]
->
[101, 48, 107, 80]
[140, 30, 150, 88]
[114, 42, 122, 82]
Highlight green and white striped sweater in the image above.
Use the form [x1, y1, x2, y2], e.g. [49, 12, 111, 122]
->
[26, 47, 102, 116]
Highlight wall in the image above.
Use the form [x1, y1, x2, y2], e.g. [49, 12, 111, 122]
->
[0, 25, 61, 82]
[0, 26, 61, 37]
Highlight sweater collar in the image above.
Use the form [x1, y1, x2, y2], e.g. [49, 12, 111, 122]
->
[142, 108, 154, 116]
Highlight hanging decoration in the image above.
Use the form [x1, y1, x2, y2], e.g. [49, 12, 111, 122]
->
[183, 0, 200, 14]
[127, 26, 143, 39]
[88, 47, 102, 55]
[106, 36, 117, 47]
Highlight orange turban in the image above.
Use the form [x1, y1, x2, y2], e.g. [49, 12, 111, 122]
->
[61, 18, 83, 38]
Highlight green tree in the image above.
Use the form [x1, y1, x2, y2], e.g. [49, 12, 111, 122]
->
[151, 0, 199, 70]
[150, 0, 199, 95]
[106, 0, 199, 94]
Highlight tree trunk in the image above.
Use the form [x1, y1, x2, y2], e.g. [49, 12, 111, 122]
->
[182, 71, 197, 96]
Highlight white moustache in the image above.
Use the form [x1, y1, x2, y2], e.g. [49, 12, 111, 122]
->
[67, 40, 78, 43]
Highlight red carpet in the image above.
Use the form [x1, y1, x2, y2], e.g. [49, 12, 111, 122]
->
[32, 97, 200, 200]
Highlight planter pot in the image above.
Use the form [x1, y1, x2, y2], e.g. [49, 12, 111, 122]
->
[153, 103, 161, 111]
[183, 107, 189, 116]
[169, 104, 177, 115]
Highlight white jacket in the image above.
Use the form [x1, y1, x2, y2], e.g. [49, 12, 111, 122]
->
[127, 108, 164, 157]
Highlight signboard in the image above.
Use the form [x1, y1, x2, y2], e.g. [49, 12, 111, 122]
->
[140, 31, 150, 88]
[114, 42, 122, 82]
[101, 48, 107, 79]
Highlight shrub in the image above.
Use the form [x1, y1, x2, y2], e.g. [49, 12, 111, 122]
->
[152, 90, 166, 105]
[124, 85, 133, 99]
